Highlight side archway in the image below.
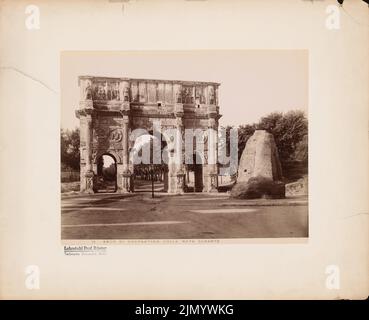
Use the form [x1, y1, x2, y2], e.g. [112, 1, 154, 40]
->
[94, 153, 118, 193]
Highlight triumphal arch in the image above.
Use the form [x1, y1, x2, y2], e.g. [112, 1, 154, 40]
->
[76, 76, 221, 194]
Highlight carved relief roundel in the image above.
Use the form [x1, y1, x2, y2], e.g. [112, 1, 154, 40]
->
[109, 128, 123, 142]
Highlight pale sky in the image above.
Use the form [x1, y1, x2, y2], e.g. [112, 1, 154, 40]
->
[61, 50, 308, 129]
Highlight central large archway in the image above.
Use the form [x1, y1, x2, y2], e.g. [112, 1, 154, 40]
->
[130, 132, 169, 193]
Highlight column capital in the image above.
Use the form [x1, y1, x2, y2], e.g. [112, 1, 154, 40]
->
[120, 107, 131, 118]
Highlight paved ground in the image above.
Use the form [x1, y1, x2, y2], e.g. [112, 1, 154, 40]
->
[61, 182, 308, 239]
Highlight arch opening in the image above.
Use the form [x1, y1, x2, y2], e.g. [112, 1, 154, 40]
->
[131, 133, 169, 193]
[186, 152, 204, 192]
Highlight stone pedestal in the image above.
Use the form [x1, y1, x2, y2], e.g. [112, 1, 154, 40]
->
[175, 169, 186, 194]
[202, 165, 218, 193]
[119, 170, 132, 193]
[167, 165, 186, 194]
[82, 170, 95, 194]
[209, 172, 219, 192]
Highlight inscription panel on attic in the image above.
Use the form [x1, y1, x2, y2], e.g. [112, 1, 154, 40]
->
[76, 76, 222, 194]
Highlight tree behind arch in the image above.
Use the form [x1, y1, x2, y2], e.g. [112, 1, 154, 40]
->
[257, 110, 308, 162]
[61, 128, 80, 171]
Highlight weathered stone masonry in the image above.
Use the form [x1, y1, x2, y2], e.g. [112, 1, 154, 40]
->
[76, 76, 222, 194]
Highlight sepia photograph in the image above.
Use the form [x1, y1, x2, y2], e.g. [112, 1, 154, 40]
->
[1, 0, 367, 301]
[61, 51, 309, 241]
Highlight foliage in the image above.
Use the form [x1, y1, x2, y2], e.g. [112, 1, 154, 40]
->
[293, 134, 308, 163]
[237, 110, 308, 163]
[61, 171, 80, 183]
[237, 124, 256, 160]
[61, 128, 80, 171]
[258, 110, 307, 161]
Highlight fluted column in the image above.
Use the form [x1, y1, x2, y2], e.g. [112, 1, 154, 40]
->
[77, 77, 95, 193]
[203, 115, 218, 193]
[167, 101, 186, 194]
[85, 115, 92, 171]
[175, 113, 186, 193]
[83, 114, 94, 193]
